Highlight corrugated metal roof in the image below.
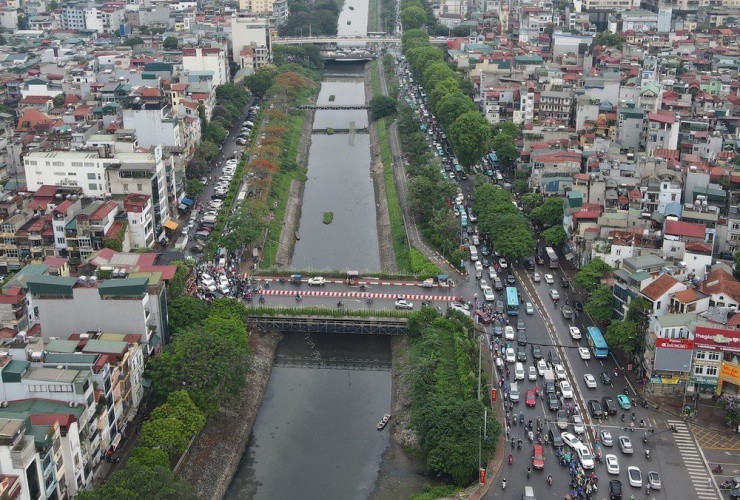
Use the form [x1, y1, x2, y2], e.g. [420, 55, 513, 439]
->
[27, 275, 78, 297]
[98, 277, 149, 297]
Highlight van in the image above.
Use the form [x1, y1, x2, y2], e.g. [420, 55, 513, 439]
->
[515, 362, 524, 380]
[469, 245, 479, 261]
[523, 485, 535, 500]
[509, 382, 520, 402]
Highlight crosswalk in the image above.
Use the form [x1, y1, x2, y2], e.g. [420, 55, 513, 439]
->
[668, 419, 719, 499]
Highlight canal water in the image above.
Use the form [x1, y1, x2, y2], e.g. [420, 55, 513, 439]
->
[225, 333, 392, 500]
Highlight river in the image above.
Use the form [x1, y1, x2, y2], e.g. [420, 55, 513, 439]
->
[224, 333, 392, 500]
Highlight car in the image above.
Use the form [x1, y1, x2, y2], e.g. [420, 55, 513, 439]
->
[537, 359, 547, 376]
[647, 471, 661, 490]
[493, 324, 503, 336]
[474, 310, 492, 324]
[560, 432, 582, 450]
[544, 274, 555, 284]
[548, 351, 562, 366]
[554, 364, 567, 380]
[561, 278, 570, 288]
[528, 366, 537, 381]
[505, 348, 516, 363]
[606, 454, 620, 475]
[525, 390, 536, 407]
[525, 302, 534, 314]
[506, 274, 516, 285]
[517, 331, 527, 347]
[498, 258, 508, 268]
[627, 466, 642, 487]
[548, 394, 560, 411]
[557, 410, 568, 430]
[531, 344, 542, 359]
[504, 326, 515, 340]
[577, 445, 594, 469]
[569, 326, 582, 340]
[609, 479, 623, 499]
[617, 394, 632, 410]
[488, 268, 497, 280]
[532, 444, 545, 470]
[602, 396, 618, 415]
[483, 286, 495, 302]
[475, 261, 484, 275]
[618, 436, 633, 454]
[548, 428, 564, 448]
[449, 303, 471, 316]
[493, 278, 503, 290]
[515, 362, 525, 380]
[517, 318, 526, 331]
[601, 430, 614, 447]
[572, 414, 584, 434]
[560, 381, 573, 399]
[533, 272, 541, 282]
[307, 276, 325, 286]
[516, 346, 527, 362]
[588, 399, 603, 418]
[584, 374, 597, 388]
[600, 371, 613, 386]
[578, 347, 591, 360]
[549, 289, 560, 300]
[394, 299, 414, 309]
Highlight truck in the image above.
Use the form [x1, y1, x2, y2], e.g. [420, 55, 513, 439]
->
[544, 369, 556, 394]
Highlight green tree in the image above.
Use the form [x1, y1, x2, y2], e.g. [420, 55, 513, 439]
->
[124, 36, 144, 47]
[401, 6, 426, 29]
[542, 225, 566, 246]
[369, 95, 397, 120]
[593, 31, 623, 49]
[150, 390, 205, 438]
[204, 123, 228, 144]
[530, 196, 564, 229]
[401, 28, 430, 51]
[163, 36, 178, 50]
[435, 92, 476, 128]
[244, 65, 279, 97]
[493, 224, 535, 260]
[574, 257, 612, 292]
[448, 111, 491, 167]
[167, 296, 208, 334]
[498, 121, 519, 137]
[605, 320, 638, 353]
[428, 78, 460, 108]
[584, 284, 614, 323]
[76, 462, 192, 499]
[208, 297, 250, 327]
[734, 250, 740, 278]
[139, 418, 191, 461]
[128, 447, 170, 470]
[421, 61, 456, 91]
[405, 46, 444, 76]
[186, 178, 204, 199]
[52, 93, 66, 108]
[221, 201, 267, 252]
[519, 193, 541, 214]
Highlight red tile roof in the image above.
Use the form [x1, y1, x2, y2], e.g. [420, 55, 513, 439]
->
[665, 220, 706, 239]
[647, 110, 677, 125]
[700, 268, 740, 303]
[641, 274, 681, 301]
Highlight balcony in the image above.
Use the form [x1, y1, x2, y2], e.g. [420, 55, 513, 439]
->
[10, 438, 35, 469]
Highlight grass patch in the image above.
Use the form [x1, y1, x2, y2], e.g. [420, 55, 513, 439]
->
[410, 485, 463, 500]
[409, 248, 440, 277]
[368, 0, 378, 31]
[323, 211, 333, 224]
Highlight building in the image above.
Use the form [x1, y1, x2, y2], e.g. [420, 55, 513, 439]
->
[640, 273, 687, 317]
[230, 14, 272, 70]
[123, 194, 154, 250]
[644, 111, 679, 154]
[182, 47, 229, 87]
[612, 254, 666, 318]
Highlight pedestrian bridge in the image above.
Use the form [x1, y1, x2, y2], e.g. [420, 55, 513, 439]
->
[248, 314, 408, 335]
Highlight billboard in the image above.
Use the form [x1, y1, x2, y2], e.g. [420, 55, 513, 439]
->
[654, 338, 693, 372]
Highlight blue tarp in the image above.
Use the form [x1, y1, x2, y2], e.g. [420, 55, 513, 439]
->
[181, 197, 194, 206]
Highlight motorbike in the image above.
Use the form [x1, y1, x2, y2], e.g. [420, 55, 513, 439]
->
[527, 468, 531, 478]
[337, 301, 343, 308]
[528, 431, 534, 443]
[517, 439, 522, 450]
[295, 293, 302, 302]
[547, 475, 553, 486]
[642, 433, 648, 444]
[639, 418, 645, 428]
[502, 478, 506, 490]
[278, 277, 286, 283]
[712, 465, 723, 474]
[258, 295, 265, 304]
[719, 480, 736, 490]
[366, 298, 374, 305]
[645, 449, 650, 460]
[360, 284, 366, 290]
[508, 454, 513, 465]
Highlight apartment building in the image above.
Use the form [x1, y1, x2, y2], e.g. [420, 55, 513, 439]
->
[613, 254, 666, 318]
[182, 47, 229, 87]
[230, 14, 272, 69]
[538, 90, 573, 125]
[644, 110, 680, 154]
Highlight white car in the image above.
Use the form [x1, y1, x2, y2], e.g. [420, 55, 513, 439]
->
[619, 435, 633, 454]
[549, 289, 560, 300]
[577, 445, 594, 470]
[554, 364, 567, 380]
[569, 326, 582, 340]
[475, 261, 483, 274]
[532, 272, 541, 282]
[606, 454, 620, 475]
[560, 432, 582, 450]
[544, 273, 555, 284]
[537, 359, 547, 376]
[601, 430, 614, 447]
[560, 381, 574, 399]
[478, 278, 488, 291]
[504, 326, 515, 340]
[584, 374, 597, 389]
[505, 348, 516, 363]
[515, 363, 525, 380]
[394, 299, 414, 309]
[528, 366, 537, 381]
[498, 258, 508, 269]
[628, 466, 643, 487]
[448, 303, 471, 316]
[307, 276, 326, 286]
[200, 278, 217, 292]
[578, 347, 591, 360]
[572, 414, 584, 434]
[483, 286, 495, 302]
[488, 268, 497, 280]
[525, 302, 534, 314]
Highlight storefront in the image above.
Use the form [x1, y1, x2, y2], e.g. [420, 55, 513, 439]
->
[719, 362, 740, 395]
[649, 338, 693, 395]
[691, 325, 740, 396]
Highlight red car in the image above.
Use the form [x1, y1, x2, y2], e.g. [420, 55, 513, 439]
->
[532, 444, 545, 469]
[525, 390, 537, 407]
[475, 310, 492, 324]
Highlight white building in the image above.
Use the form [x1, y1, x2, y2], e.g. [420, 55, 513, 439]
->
[122, 104, 183, 150]
[182, 47, 229, 87]
[123, 194, 155, 249]
[84, 6, 124, 34]
[644, 110, 679, 154]
[230, 14, 272, 68]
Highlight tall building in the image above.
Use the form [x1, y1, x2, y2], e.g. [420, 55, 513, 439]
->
[230, 14, 272, 70]
[182, 47, 229, 87]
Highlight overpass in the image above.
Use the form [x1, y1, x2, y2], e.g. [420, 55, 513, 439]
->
[273, 36, 401, 45]
[248, 314, 408, 335]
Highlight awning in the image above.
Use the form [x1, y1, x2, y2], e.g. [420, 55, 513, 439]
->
[163, 220, 179, 230]
[181, 197, 194, 206]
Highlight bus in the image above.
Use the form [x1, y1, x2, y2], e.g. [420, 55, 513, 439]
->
[544, 247, 559, 269]
[586, 326, 609, 358]
[505, 286, 519, 316]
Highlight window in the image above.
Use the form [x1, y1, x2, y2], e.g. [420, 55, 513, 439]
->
[708, 352, 720, 361]
[706, 366, 718, 376]
[56, 237, 65, 244]
[694, 365, 704, 375]
[67, 172, 77, 176]
[695, 351, 706, 360]
[71, 162, 83, 167]
[52, 161, 64, 167]
[87, 173, 96, 180]
[88, 183, 97, 191]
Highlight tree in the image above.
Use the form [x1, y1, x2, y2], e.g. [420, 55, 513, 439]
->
[167, 296, 208, 334]
[498, 121, 519, 137]
[519, 193, 541, 214]
[369, 95, 397, 120]
[584, 284, 614, 323]
[52, 93, 66, 108]
[530, 196, 564, 229]
[124, 36, 144, 47]
[150, 390, 205, 438]
[448, 111, 491, 167]
[542, 225, 566, 246]
[605, 320, 638, 353]
[574, 257, 612, 292]
[76, 462, 192, 499]
[401, 28, 429, 51]
[186, 178, 204, 199]
[163, 36, 178, 50]
[421, 61, 456, 91]
[734, 250, 740, 278]
[435, 92, 476, 129]
[494, 141, 518, 169]
[593, 31, 623, 49]
[244, 65, 279, 97]
[139, 418, 191, 461]
[405, 46, 444, 76]
[493, 224, 535, 261]
[221, 201, 267, 252]
[128, 447, 170, 470]
[401, 6, 426, 30]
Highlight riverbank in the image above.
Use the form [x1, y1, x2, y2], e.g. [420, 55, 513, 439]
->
[177, 329, 282, 500]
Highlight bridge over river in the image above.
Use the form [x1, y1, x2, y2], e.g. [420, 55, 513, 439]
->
[248, 314, 408, 335]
